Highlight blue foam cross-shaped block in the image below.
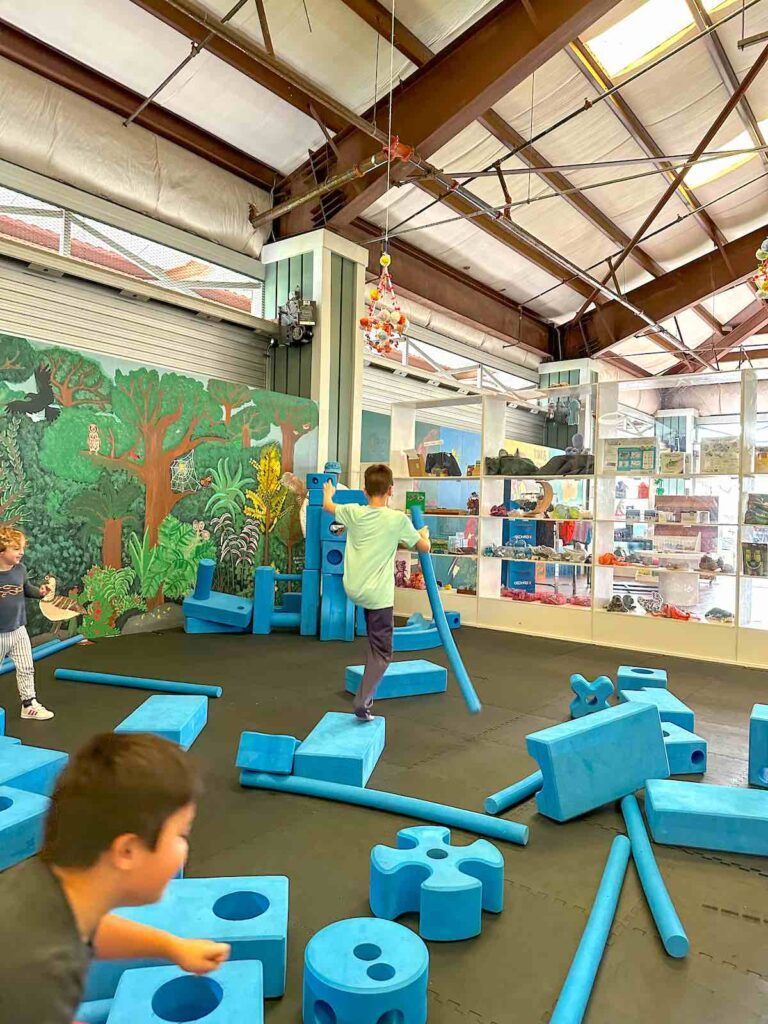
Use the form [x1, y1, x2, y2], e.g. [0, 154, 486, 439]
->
[617, 665, 668, 690]
[115, 695, 208, 751]
[0, 784, 50, 871]
[236, 731, 299, 774]
[569, 674, 614, 719]
[645, 780, 768, 856]
[294, 712, 385, 787]
[619, 688, 694, 731]
[661, 722, 707, 775]
[0, 744, 68, 796]
[749, 704, 768, 788]
[345, 660, 447, 701]
[182, 591, 253, 629]
[370, 825, 503, 941]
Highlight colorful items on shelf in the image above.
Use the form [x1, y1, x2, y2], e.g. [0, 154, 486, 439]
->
[744, 493, 768, 525]
[500, 588, 590, 607]
[485, 544, 588, 564]
[360, 253, 408, 355]
[753, 235, 768, 296]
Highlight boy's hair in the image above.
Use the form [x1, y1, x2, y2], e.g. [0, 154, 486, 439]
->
[0, 526, 26, 552]
[41, 732, 201, 868]
[364, 464, 394, 497]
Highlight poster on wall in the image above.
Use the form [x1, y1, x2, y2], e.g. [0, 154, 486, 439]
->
[0, 333, 319, 638]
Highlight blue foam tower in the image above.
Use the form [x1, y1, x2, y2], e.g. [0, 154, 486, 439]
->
[645, 780, 768, 856]
[617, 665, 668, 690]
[662, 722, 707, 775]
[345, 660, 447, 700]
[236, 731, 299, 774]
[303, 917, 428, 1024]
[370, 825, 504, 941]
[294, 712, 385, 787]
[0, 785, 50, 870]
[749, 704, 768, 787]
[115, 695, 208, 750]
[526, 703, 670, 822]
[619, 688, 694, 730]
[569, 674, 614, 719]
[0, 744, 68, 796]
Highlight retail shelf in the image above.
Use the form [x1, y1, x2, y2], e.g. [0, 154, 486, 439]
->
[594, 563, 737, 578]
[491, 595, 592, 610]
[593, 607, 734, 626]
[481, 555, 590, 567]
[480, 515, 592, 522]
[598, 519, 736, 527]
[483, 474, 594, 481]
[429, 552, 477, 559]
[407, 512, 478, 518]
[601, 472, 739, 480]
[395, 476, 479, 481]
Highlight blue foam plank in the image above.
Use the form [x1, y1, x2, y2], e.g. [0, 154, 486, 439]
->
[645, 780, 768, 856]
[619, 688, 694, 731]
[304, 505, 322, 570]
[84, 877, 287, 1002]
[182, 591, 253, 629]
[0, 744, 68, 796]
[526, 703, 669, 822]
[300, 569, 320, 636]
[107, 961, 263, 1024]
[662, 722, 707, 775]
[185, 616, 244, 634]
[345, 660, 447, 700]
[749, 704, 768, 787]
[294, 712, 385, 787]
[115, 695, 208, 751]
[617, 665, 668, 690]
[0, 784, 50, 870]
[236, 731, 299, 773]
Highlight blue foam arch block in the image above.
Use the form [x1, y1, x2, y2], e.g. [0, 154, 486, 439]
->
[370, 825, 503, 941]
[619, 688, 694, 731]
[236, 731, 299, 773]
[320, 574, 355, 641]
[661, 722, 707, 775]
[617, 665, 668, 690]
[185, 615, 245, 634]
[115, 695, 208, 751]
[294, 712, 385, 787]
[345, 660, 447, 700]
[107, 961, 263, 1024]
[55, 669, 222, 699]
[84, 878, 287, 1002]
[569, 674, 614, 719]
[526, 703, 669, 822]
[74, 999, 112, 1024]
[645, 780, 768, 856]
[0, 784, 50, 871]
[749, 704, 768, 787]
[303, 917, 428, 1024]
[182, 591, 253, 629]
[0, 744, 68, 796]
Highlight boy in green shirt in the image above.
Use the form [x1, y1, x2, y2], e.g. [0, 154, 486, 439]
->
[323, 463, 430, 721]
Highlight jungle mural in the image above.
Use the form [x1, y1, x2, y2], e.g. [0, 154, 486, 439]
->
[0, 333, 318, 639]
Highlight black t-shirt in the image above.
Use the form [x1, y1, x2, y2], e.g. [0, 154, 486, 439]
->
[0, 857, 91, 1023]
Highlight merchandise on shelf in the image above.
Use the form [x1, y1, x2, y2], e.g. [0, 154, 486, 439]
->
[406, 491, 426, 513]
[745, 494, 768, 525]
[700, 438, 739, 474]
[742, 543, 768, 577]
[659, 450, 687, 475]
[602, 437, 659, 473]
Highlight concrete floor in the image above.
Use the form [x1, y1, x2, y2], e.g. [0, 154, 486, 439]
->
[18, 626, 768, 1023]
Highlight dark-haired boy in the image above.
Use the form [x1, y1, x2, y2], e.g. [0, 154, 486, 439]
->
[0, 732, 230, 1024]
[323, 462, 430, 721]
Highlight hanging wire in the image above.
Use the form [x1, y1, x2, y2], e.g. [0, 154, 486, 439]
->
[383, 0, 397, 256]
[371, 33, 380, 129]
[527, 71, 535, 205]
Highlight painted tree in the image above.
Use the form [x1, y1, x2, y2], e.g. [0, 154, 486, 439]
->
[0, 334, 36, 384]
[231, 403, 271, 449]
[208, 379, 251, 425]
[244, 444, 287, 565]
[41, 408, 119, 485]
[42, 347, 111, 409]
[67, 474, 142, 568]
[254, 392, 318, 472]
[274, 490, 304, 573]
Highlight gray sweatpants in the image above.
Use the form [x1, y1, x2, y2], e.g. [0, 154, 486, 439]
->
[0, 626, 36, 703]
[353, 607, 394, 712]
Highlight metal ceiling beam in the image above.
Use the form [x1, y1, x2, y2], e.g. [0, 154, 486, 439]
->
[599, 351, 652, 378]
[667, 300, 768, 372]
[0, 19, 279, 190]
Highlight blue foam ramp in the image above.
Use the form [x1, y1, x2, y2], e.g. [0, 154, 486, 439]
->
[526, 703, 669, 822]
[114, 695, 208, 751]
[236, 731, 299, 773]
[749, 704, 768, 787]
[662, 722, 707, 775]
[74, 1000, 112, 1024]
[619, 688, 694, 731]
[294, 712, 385, 787]
[84, 877, 287, 1001]
[185, 615, 244, 634]
[645, 780, 768, 856]
[0, 744, 68, 796]
[320, 575, 355, 641]
[0, 784, 50, 870]
[107, 961, 263, 1024]
[345, 660, 447, 700]
[182, 591, 252, 629]
[617, 665, 668, 690]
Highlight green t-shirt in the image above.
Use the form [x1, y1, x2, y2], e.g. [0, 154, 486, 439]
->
[333, 504, 421, 610]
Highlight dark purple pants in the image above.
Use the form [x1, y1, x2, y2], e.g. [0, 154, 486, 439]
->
[353, 606, 394, 712]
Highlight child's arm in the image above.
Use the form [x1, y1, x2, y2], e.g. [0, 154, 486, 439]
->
[415, 527, 431, 554]
[322, 480, 337, 517]
[94, 915, 230, 974]
[21, 567, 46, 599]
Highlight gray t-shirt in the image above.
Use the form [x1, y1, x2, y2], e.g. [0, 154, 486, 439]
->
[0, 857, 91, 1023]
[0, 563, 42, 632]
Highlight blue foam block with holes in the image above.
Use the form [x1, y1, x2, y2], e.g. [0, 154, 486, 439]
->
[185, 615, 245, 634]
[345, 660, 447, 701]
[294, 712, 385, 787]
[645, 780, 768, 856]
[107, 961, 263, 1024]
[662, 722, 707, 775]
[321, 541, 346, 576]
[569, 674, 614, 719]
[749, 704, 768, 788]
[115, 695, 208, 751]
[0, 784, 50, 870]
[0, 744, 68, 796]
[617, 665, 668, 690]
[182, 591, 253, 629]
[236, 731, 299, 774]
[370, 825, 503, 941]
[526, 703, 669, 822]
[619, 688, 694, 731]
[83, 876, 288, 1002]
[74, 999, 112, 1024]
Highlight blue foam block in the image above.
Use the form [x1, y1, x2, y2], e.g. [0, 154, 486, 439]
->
[0, 736, 21, 748]
[305, 504, 322, 570]
[0, 784, 50, 870]
[252, 566, 276, 634]
[370, 825, 503, 941]
[617, 665, 668, 690]
[0, 744, 68, 796]
[645, 780, 768, 856]
[185, 615, 244, 634]
[236, 731, 299, 773]
[303, 917, 428, 1024]
[334, 490, 367, 505]
[749, 704, 768, 787]
[526, 703, 670, 822]
[84, 877, 287, 1001]
[570, 674, 614, 719]
[306, 471, 336, 494]
[115, 695, 208, 751]
[321, 541, 345, 576]
[345, 660, 447, 701]
[0, 706, 4, 735]
[294, 712, 385, 787]
[300, 569, 320, 636]
[619, 688, 694, 731]
[356, 604, 367, 636]
[108, 962, 263, 1024]
[662, 722, 707, 775]
[281, 592, 302, 613]
[182, 591, 253, 629]
[74, 999, 112, 1024]
[320, 574, 355, 641]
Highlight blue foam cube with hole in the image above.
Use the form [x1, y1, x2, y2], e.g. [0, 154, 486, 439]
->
[0, 784, 50, 870]
[182, 591, 253, 629]
[321, 542, 346, 576]
[645, 779, 768, 856]
[345, 661, 447, 700]
[661, 722, 707, 775]
[294, 712, 385, 787]
[0, 744, 68, 796]
[617, 665, 668, 690]
[236, 731, 299, 773]
[619, 687, 694, 731]
[115, 695, 208, 751]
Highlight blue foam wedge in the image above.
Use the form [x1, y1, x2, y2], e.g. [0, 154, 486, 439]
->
[294, 712, 385, 787]
[345, 660, 447, 700]
[114, 695, 208, 751]
[182, 590, 253, 629]
[236, 732, 299, 774]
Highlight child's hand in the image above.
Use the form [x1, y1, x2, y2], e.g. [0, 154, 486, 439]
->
[39, 584, 51, 597]
[419, 526, 430, 541]
[171, 937, 231, 974]
[323, 480, 336, 503]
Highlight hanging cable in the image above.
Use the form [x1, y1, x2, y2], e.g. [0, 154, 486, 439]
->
[383, 0, 397, 257]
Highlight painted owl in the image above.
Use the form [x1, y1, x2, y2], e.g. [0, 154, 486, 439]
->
[87, 423, 100, 454]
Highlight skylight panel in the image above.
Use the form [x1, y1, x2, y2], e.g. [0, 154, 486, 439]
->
[684, 125, 764, 187]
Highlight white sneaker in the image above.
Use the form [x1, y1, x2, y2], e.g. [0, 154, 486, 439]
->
[21, 700, 54, 721]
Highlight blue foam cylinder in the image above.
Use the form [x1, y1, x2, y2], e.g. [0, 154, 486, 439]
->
[409, 506, 481, 714]
[240, 771, 528, 845]
[621, 795, 688, 958]
[0, 634, 84, 677]
[194, 558, 216, 600]
[55, 668, 222, 698]
[484, 770, 543, 815]
[550, 835, 631, 1024]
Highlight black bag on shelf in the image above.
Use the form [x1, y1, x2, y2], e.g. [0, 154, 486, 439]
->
[425, 451, 462, 476]
[497, 450, 539, 475]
